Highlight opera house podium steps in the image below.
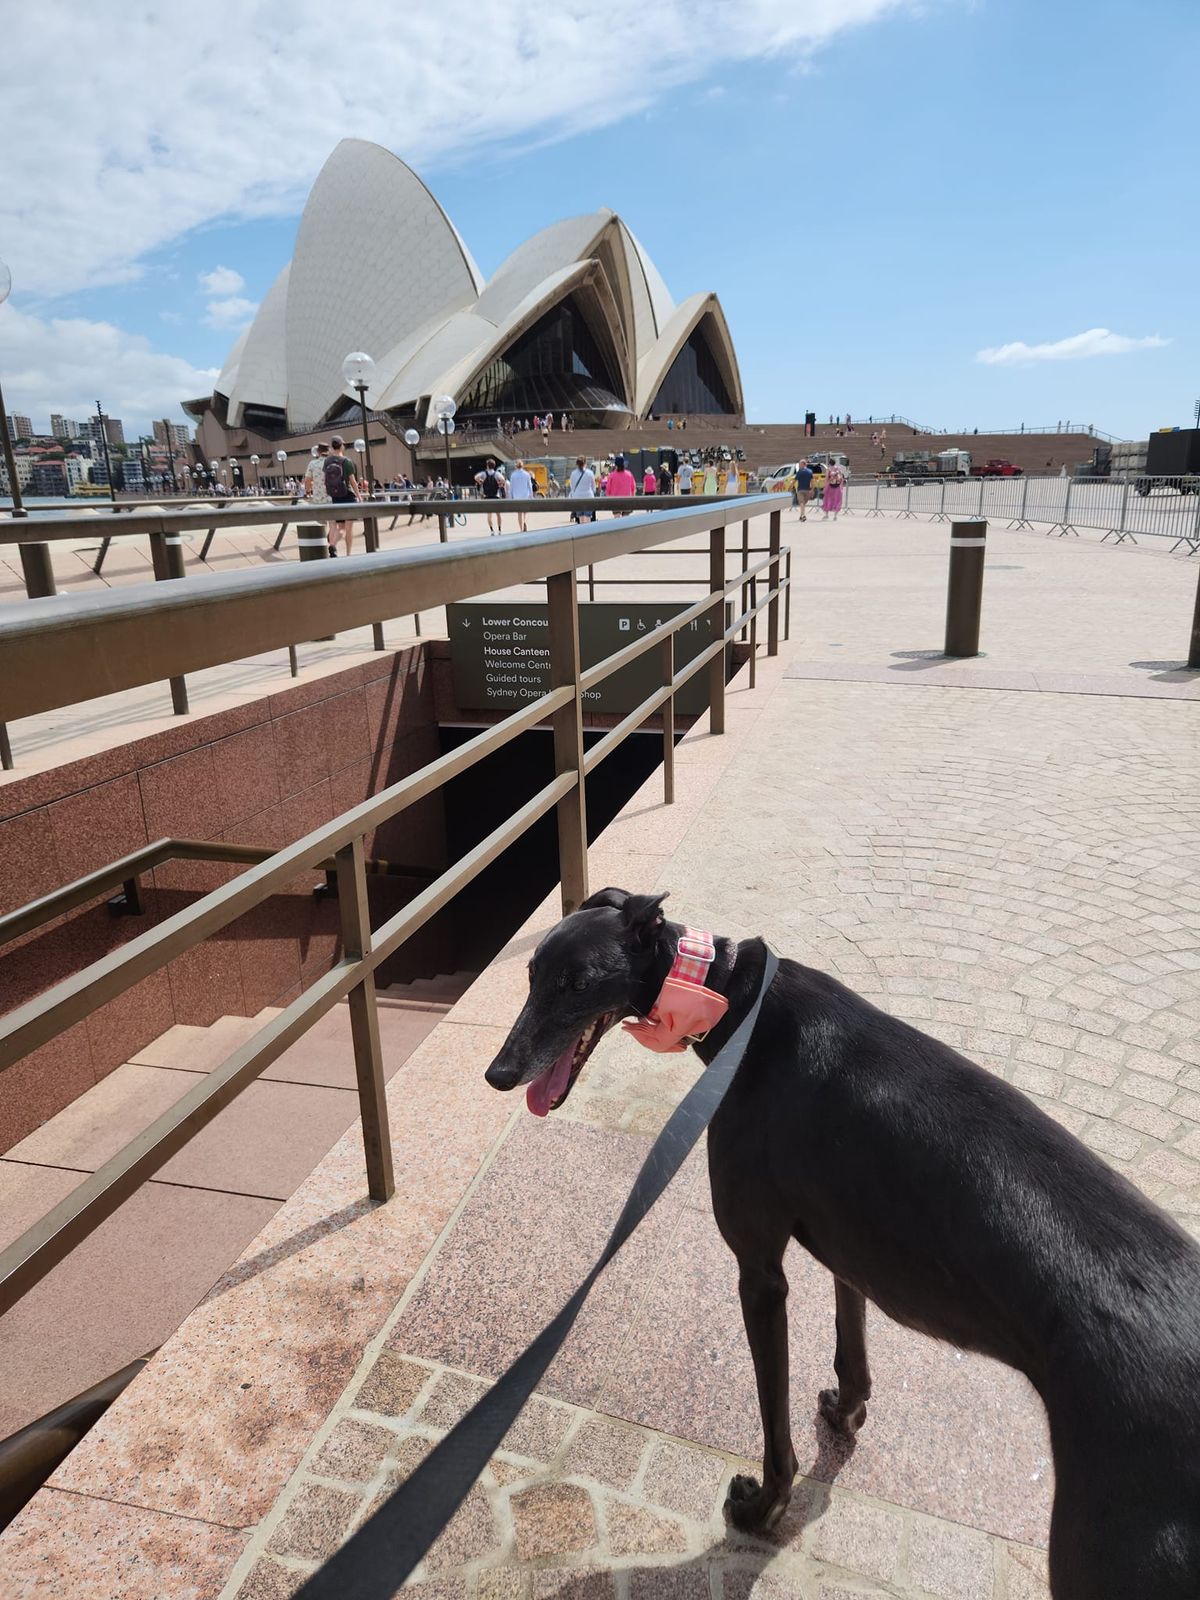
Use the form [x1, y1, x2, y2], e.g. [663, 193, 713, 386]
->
[0, 974, 476, 1441]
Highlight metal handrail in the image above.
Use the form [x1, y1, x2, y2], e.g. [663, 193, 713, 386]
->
[0, 837, 437, 952]
[0, 495, 789, 1321]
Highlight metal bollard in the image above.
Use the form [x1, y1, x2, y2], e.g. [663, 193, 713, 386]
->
[298, 522, 335, 641]
[944, 520, 986, 658]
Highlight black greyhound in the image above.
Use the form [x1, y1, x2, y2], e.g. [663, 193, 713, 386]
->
[485, 889, 1200, 1599]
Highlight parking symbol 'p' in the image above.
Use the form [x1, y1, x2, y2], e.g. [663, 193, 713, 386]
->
[618, 618, 630, 631]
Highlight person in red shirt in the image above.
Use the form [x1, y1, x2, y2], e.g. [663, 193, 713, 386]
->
[605, 455, 637, 514]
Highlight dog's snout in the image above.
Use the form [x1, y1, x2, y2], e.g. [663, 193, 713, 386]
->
[485, 1053, 522, 1091]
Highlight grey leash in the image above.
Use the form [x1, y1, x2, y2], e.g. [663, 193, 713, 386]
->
[295, 947, 780, 1598]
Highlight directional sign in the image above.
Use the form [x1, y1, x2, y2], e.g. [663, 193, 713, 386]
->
[447, 602, 727, 715]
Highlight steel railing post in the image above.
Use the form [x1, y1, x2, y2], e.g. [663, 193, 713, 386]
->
[741, 519, 750, 641]
[547, 569, 589, 914]
[361, 511, 385, 651]
[19, 543, 56, 599]
[749, 573, 758, 690]
[0, 723, 12, 772]
[1009, 473, 1030, 530]
[334, 836, 395, 1202]
[766, 509, 782, 657]
[149, 533, 190, 715]
[660, 631, 675, 805]
[709, 526, 727, 732]
[784, 547, 792, 640]
[1059, 477, 1075, 536]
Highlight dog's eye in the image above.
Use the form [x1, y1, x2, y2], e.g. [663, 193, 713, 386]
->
[572, 974, 590, 991]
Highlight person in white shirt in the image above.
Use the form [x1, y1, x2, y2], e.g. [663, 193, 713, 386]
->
[567, 455, 596, 523]
[303, 442, 333, 549]
[507, 459, 534, 531]
[677, 460, 694, 495]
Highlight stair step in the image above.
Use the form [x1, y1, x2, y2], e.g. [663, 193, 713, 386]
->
[129, 1014, 259, 1074]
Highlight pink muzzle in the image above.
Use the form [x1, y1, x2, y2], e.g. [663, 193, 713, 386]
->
[622, 927, 730, 1054]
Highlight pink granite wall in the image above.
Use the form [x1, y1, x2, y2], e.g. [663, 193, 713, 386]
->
[0, 647, 447, 1153]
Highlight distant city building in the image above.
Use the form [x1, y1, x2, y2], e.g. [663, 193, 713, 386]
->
[29, 462, 68, 496]
[84, 414, 125, 447]
[121, 458, 145, 492]
[188, 138, 742, 451]
[8, 414, 33, 441]
[63, 456, 91, 490]
[153, 419, 192, 448]
[88, 459, 110, 487]
[0, 455, 35, 493]
[50, 414, 82, 440]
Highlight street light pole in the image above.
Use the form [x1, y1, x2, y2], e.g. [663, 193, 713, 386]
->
[432, 393, 458, 494]
[341, 350, 384, 649]
[96, 399, 117, 504]
[250, 453, 260, 492]
[0, 379, 25, 519]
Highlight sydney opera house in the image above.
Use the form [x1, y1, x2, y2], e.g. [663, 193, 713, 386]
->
[187, 139, 743, 466]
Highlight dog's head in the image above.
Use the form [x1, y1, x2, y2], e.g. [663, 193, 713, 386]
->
[484, 887, 670, 1116]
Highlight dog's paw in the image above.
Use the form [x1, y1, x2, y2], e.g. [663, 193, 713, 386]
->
[818, 1386, 868, 1436]
[723, 1473, 790, 1534]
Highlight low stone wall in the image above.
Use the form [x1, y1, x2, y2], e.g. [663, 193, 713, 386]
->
[0, 646, 447, 1152]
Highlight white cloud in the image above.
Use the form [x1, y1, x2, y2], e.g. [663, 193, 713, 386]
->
[0, 304, 217, 435]
[976, 328, 1170, 366]
[0, 0, 918, 297]
[204, 295, 258, 330]
[198, 265, 246, 296]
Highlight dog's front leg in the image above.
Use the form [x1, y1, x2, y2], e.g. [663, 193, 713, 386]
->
[724, 1256, 799, 1533]
[819, 1277, 871, 1435]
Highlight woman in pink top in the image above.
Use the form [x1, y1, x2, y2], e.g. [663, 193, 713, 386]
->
[642, 466, 657, 494]
[605, 457, 638, 514]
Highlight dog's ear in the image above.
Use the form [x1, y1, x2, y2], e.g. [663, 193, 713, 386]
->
[620, 892, 669, 947]
[579, 886, 631, 913]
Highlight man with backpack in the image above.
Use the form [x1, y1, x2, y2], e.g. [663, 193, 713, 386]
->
[474, 458, 507, 534]
[324, 436, 360, 555]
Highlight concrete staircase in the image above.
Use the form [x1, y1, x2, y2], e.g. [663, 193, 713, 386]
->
[485, 421, 1100, 478]
[0, 972, 476, 1440]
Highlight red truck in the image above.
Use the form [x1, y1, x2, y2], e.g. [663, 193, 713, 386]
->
[971, 459, 1024, 478]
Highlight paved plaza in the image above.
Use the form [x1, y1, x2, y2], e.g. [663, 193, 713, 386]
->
[1, 509, 1199, 1597]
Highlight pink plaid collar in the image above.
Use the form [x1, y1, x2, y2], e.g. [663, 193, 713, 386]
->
[623, 927, 733, 1054]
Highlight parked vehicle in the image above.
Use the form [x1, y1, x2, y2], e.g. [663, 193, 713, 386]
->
[759, 452, 850, 493]
[886, 449, 970, 485]
[971, 459, 1024, 478]
[1135, 428, 1200, 495]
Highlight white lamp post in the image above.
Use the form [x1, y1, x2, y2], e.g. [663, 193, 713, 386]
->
[342, 352, 377, 499]
[403, 426, 420, 489]
[433, 395, 457, 490]
[209, 458, 221, 494]
[249, 453, 260, 492]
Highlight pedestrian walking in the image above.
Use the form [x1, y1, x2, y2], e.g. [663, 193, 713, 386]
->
[821, 461, 845, 520]
[792, 459, 814, 519]
[657, 458, 673, 494]
[324, 437, 360, 555]
[568, 455, 595, 522]
[724, 463, 740, 494]
[605, 455, 637, 514]
[475, 458, 507, 533]
[303, 442, 332, 547]
[703, 463, 720, 495]
[642, 464, 657, 495]
[508, 458, 534, 532]
[560, 413, 568, 432]
[677, 458, 694, 494]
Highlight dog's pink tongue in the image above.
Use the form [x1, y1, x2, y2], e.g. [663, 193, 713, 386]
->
[527, 1041, 576, 1117]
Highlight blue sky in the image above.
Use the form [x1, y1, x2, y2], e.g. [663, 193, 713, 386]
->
[2, 0, 1195, 439]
